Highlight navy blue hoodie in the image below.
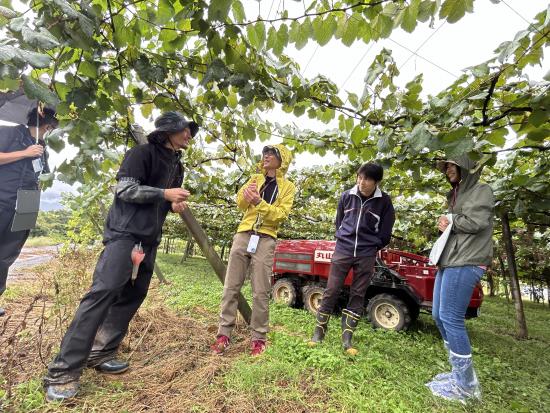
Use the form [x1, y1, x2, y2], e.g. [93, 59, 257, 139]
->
[334, 185, 395, 257]
[0, 125, 49, 210]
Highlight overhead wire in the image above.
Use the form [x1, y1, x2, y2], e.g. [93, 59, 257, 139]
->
[302, 44, 320, 75]
[337, 9, 453, 111]
[500, 0, 549, 39]
[415, 2, 550, 127]
[387, 37, 458, 79]
[340, 41, 376, 90]
[398, 20, 447, 71]
[225, 3, 543, 152]
[134, 2, 541, 149]
[266, 0, 277, 20]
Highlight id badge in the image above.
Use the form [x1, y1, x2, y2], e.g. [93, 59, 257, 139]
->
[247, 234, 260, 254]
[32, 158, 43, 173]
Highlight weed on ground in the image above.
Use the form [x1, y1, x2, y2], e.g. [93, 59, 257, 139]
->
[1, 252, 549, 412]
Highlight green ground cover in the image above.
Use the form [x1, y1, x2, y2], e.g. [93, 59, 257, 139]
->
[23, 237, 60, 248]
[2, 253, 548, 412]
[158, 254, 550, 413]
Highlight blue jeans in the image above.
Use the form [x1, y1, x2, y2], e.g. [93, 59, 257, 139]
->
[432, 266, 484, 356]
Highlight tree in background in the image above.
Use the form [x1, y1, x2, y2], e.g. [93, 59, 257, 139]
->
[30, 209, 71, 240]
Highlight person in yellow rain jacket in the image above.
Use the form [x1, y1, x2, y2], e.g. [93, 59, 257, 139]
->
[211, 144, 295, 356]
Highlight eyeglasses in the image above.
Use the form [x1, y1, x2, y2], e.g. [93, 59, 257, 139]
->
[262, 146, 281, 160]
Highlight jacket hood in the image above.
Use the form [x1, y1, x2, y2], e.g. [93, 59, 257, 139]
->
[257, 144, 292, 178]
[437, 154, 481, 193]
[349, 185, 383, 199]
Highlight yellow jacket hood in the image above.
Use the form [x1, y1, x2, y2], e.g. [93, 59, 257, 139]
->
[257, 144, 293, 178]
[236, 145, 295, 238]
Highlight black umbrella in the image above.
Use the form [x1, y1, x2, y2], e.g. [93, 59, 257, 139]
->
[0, 87, 39, 125]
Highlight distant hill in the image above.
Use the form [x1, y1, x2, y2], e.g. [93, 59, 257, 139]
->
[40, 181, 76, 211]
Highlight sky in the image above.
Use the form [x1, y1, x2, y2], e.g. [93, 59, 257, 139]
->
[214, 0, 547, 164]
[3, 0, 548, 210]
[252, 0, 547, 139]
[294, 1, 547, 96]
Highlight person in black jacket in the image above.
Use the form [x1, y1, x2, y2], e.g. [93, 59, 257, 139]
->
[44, 112, 198, 402]
[308, 162, 395, 355]
[0, 107, 57, 317]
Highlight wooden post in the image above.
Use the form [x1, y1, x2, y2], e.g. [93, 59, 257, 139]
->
[498, 254, 510, 303]
[154, 262, 168, 284]
[179, 208, 252, 324]
[486, 270, 495, 297]
[501, 211, 528, 339]
[131, 126, 252, 324]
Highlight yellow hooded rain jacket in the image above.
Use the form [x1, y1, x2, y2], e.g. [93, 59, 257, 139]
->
[236, 144, 295, 238]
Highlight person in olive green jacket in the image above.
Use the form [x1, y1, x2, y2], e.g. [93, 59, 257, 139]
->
[426, 154, 494, 404]
[211, 144, 295, 356]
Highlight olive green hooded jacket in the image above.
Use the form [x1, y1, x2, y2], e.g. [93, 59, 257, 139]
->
[438, 155, 495, 268]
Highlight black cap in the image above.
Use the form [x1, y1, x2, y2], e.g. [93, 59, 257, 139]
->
[27, 107, 58, 127]
[262, 145, 282, 161]
[147, 111, 199, 144]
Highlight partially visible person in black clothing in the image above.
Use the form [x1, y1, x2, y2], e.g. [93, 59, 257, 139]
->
[44, 112, 199, 402]
[308, 162, 395, 355]
[0, 107, 57, 317]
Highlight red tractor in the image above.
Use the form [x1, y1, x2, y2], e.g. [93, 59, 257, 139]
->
[271, 240, 483, 331]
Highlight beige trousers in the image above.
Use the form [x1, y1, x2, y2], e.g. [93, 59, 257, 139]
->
[217, 232, 276, 340]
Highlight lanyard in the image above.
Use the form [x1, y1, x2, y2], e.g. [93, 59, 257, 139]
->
[252, 177, 278, 231]
[263, 186, 278, 204]
[260, 178, 277, 203]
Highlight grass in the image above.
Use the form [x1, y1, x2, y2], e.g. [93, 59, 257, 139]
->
[1, 252, 549, 412]
[24, 236, 60, 247]
[156, 253, 550, 413]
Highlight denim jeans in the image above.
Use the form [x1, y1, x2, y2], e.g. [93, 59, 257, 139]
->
[432, 266, 484, 356]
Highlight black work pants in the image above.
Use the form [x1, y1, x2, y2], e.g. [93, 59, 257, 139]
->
[0, 208, 30, 296]
[44, 239, 157, 385]
[319, 251, 376, 315]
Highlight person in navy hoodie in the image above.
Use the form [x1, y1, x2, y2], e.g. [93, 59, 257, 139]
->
[308, 162, 395, 355]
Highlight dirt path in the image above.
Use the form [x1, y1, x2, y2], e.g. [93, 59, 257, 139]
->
[7, 245, 59, 282]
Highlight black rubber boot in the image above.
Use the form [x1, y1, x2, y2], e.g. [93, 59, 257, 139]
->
[95, 359, 129, 374]
[45, 381, 79, 402]
[341, 309, 361, 355]
[307, 311, 330, 347]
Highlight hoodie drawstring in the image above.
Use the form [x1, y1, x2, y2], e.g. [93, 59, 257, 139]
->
[450, 184, 459, 210]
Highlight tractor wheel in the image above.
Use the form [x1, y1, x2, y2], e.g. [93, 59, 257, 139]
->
[272, 279, 297, 307]
[409, 304, 420, 322]
[366, 293, 411, 331]
[465, 306, 480, 319]
[302, 284, 325, 315]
